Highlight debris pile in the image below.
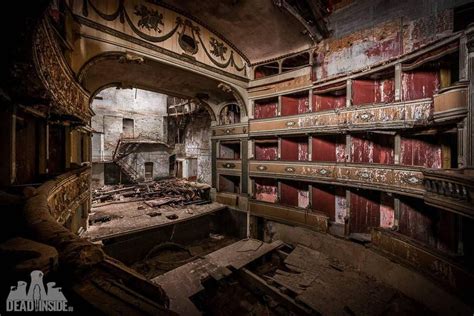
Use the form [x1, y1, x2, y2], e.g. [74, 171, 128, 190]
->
[92, 178, 211, 207]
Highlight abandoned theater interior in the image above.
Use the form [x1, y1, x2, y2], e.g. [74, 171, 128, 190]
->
[1, 0, 474, 314]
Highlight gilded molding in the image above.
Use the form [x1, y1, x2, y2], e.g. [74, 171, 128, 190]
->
[46, 167, 91, 225]
[249, 99, 433, 136]
[249, 161, 425, 197]
[33, 19, 91, 123]
[77, 0, 247, 76]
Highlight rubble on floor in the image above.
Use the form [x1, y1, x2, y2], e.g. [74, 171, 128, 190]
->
[84, 179, 222, 240]
[131, 235, 238, 279]
[92, 178, 211, 206]
[84, 201, 226, 240]
[152, 240, 433, 315]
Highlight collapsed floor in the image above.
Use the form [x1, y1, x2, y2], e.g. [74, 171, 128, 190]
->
[151, 239, 432, 316]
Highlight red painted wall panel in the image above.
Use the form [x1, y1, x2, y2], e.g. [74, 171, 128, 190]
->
[351, 134, 394, 164]
[281, 95, 310, 116]
[255, 178, 278, 203]
[352, 78, 395, 105]
[398, 198, 458, 253]
[281, 181, 309, 208]
[219, 174, 240, 193]
[402, 71, 439, 101]
[312, 185, 335, 220]
[254, 101, 278, 119]
[281, 137, 308, 161]
[255, 141, 278, 160]
[350, 189, 380, 233]
[312, 94, 346, 112]
[400, 136, 442, 168]
[312, 135, 346, 162]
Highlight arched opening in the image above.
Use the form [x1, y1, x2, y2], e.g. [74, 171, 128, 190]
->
[219, 103, 241, 125]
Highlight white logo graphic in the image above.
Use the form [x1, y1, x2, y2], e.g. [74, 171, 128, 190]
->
[6, 270, 73, 312]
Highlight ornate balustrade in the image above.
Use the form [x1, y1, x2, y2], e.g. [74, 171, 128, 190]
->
[423, 168, 474, 218]
[22, 166, 171, 312]
[40, 166, 92, 225]
[250, 161, 425, 197]
[249, 99, 432, 136]
[33, 18, 92, 123]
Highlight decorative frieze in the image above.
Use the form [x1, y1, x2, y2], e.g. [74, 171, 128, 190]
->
[46, 167, 91, 225]
[216, 160, 242, 173]
[249, 161, 425, 197]
[249, 99, 433, 136]
[33, 19, 92, 123]
[249, 200, 328, 232]
[211, 123, 248, 139]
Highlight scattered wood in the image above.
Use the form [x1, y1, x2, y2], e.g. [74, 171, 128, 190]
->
[92, 179, 211, 207]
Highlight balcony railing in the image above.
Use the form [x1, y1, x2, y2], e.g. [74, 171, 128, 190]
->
[433, 82, 469, 123]
[423, 168, 474, 218]
[249, 98, 432, 136]
[249, 160, 425, 197]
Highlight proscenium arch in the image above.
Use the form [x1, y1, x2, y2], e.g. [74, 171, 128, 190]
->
[77, 51, 246, 122]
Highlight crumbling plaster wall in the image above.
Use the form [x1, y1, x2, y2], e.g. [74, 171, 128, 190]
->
[91, 87, 170, 181]
[314, 0, 470, 79]
[183, 111, 212, 184]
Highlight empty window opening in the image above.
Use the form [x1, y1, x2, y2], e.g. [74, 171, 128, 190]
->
[145, 162, 153, 181]
[254, 62, 279, 79]
[281, 52, 309, 73]
[123, 118, 134, 138]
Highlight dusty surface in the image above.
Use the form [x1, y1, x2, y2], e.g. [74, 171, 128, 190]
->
[152, 239, 284, 316]
[255, 245, 433, 316]
[131, 235, 239, 279]
[84, 201, 226, 240]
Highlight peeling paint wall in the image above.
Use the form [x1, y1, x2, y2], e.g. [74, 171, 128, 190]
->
[314, 1, 464, 80]
[402, 71, 440, 101]
[398, 197, 459, 254]
[281, 94, 310, 116]
[400, 136, 442, 168]
[183, 111, 212, 184]
[312, 135, 346, 162]
[380, 193, 395, 228]
[351, 134, 394, 164]
[255, 178, 278, 203]
[280, 180, 309, 208]
[352, 79, 395, 105]
[312, 184, 335, 220]
[350, 189, 380, 233]
[254, 99, 278, 119]
[281, 137, 308, 161]
[313, 93, 346, 111]
[335, 189, 348, 224]
[91, 87, 170, 181]
[255, 141, 278, 160]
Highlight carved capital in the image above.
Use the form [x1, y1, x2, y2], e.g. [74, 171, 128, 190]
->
[466, 23, 474, 53]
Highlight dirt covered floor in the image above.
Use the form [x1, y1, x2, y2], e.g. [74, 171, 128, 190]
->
[84, 178, 225, 240]
[244, 244, 434, 316]
[84, 200, 226, 240]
